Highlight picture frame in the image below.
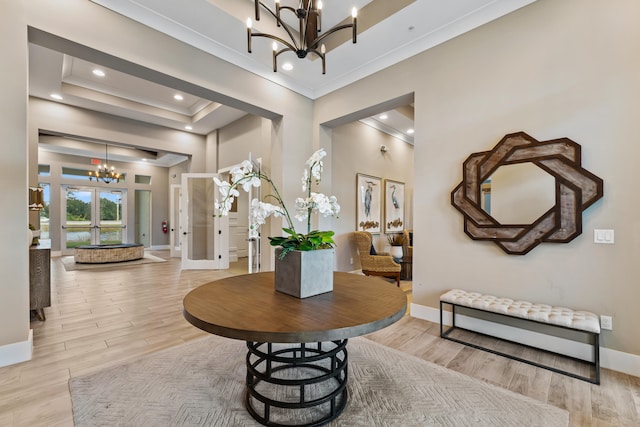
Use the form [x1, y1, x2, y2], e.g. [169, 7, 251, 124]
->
[356, 173, 382, 233]
[384, 180, 405, 233]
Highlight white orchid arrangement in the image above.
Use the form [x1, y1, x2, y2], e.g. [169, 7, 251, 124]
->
[214, 148, 340, 259]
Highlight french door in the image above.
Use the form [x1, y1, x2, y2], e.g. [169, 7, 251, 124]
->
[61, 186, 126, 255]
[180, 174, 229, 270]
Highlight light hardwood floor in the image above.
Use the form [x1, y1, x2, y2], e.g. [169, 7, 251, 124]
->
[1, 251, 638, 426]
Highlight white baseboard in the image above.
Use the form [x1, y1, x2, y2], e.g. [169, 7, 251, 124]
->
[410, 303, 640, 378]
[149, 245, 170, 251]
[0, 330, 33, 368]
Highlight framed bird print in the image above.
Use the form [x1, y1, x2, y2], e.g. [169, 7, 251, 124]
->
[356, 173, 382, 233]
[384, 179, 405, 233]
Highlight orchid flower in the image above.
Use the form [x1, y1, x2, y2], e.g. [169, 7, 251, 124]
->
[213, 148, 340, 258]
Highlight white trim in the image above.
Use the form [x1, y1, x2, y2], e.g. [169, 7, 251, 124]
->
[0, 330, 33, 368]
[149, 245, 170, 251]
[410, 303, 640, 378]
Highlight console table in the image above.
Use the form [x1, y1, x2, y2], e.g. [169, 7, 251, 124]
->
[394, 255, 413, 280]
[183, 272, 407, 426]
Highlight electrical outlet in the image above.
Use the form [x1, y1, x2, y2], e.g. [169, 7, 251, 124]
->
[600, 315, 613, 331]
[349, 257, 353, 265]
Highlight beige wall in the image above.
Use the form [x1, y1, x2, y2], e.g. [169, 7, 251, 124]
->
[0, 1, 30, 354]
[218, 115, 265, 169]
[331, 121, 414, 272]
[316, 0, 640, 356]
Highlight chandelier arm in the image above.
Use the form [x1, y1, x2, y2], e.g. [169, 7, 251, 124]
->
[255, 2, 300, 50]
[275, 6, 297, 14]
[310, 23, 357, 48]
[273, 47, 294, 72]
[254, 0, 295, 22]
[251, 32, 297, 54]
[306, 48, 326, 74]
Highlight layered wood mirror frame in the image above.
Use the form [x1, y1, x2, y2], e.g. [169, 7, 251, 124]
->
[451, 132, 604, 255]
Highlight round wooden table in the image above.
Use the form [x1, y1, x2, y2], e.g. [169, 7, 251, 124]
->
[183, 271, 407, 426]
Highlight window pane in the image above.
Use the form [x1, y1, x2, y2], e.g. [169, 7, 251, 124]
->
[135, 174, 152, 184]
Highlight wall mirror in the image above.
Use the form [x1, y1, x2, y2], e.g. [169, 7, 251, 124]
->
[483, 163, 556, 224]
[451, 132, 604, 255]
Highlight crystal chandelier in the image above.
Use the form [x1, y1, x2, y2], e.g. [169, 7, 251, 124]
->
[88, 144, 121, 184]
[247, 0, 357, 74]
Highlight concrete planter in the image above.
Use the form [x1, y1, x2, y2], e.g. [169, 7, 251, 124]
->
[274, 248, 334, 298]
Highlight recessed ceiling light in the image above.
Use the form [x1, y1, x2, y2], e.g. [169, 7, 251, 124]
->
[282, 62, 293, 71]
[184, 125, 193, 131]
[174, 94, 184, 101]
[92, 69, 105, 77]
[379, 114, 388, 120]
[407, 129, 415, 134]
[50, 93, 63, 100]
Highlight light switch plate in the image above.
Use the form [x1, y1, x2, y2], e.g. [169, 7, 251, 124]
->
[594, 229, 614, 244]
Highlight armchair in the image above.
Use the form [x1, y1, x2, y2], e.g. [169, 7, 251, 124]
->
[353, 231, 401, 287]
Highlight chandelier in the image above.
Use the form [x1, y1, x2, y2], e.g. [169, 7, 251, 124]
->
[247, 0, 357, 74]
[88, 144, 121, 184]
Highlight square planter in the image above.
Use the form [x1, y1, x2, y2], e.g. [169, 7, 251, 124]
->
[274, 248, 334, 298]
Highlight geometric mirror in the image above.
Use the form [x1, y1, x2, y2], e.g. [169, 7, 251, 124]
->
[451, 132, 604, 255]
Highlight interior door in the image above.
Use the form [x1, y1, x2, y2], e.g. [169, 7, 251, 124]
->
[135, 189, 151, 248]
[180, 174, 229, 270]
[169, 184, 182, 258]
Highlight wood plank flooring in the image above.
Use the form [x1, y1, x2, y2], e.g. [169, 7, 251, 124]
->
[0, 251, 638, 426]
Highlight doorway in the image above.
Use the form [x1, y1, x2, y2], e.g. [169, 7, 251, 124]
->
[61, 186, 126, 255]
[169, 184, 182, 258]
[135, 189, 151, 248]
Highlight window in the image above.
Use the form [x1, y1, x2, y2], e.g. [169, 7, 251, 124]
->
[135, 174, 152, 184]
[38, 164, 50, 177]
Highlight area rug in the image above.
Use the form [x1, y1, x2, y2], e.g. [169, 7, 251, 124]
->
[69, 336, 568, 426]
[61, 253, 167, 271]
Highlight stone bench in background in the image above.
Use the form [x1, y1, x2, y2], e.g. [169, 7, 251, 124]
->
[74, 243, 144, 264]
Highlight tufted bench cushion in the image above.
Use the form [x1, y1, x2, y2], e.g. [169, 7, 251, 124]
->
[440, 289, 600, 334]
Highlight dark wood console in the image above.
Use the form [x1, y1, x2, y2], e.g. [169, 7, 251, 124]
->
[29, 246, 51, 321]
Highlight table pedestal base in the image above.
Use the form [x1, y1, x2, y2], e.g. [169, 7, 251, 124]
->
[245, 340, 348, 426]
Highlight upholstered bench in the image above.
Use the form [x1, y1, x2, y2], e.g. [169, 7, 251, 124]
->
[440, 289, 600, 384]
[74, 243, 144, 264]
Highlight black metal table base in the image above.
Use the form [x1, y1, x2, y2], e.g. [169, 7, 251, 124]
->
[440, 301, 600, 384]
[245, 340, 349, 427]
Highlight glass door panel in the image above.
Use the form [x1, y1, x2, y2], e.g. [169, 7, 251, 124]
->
[180, 174, 228, 270]
[99, 190, 124, 245]
[64, 188, 93, 250]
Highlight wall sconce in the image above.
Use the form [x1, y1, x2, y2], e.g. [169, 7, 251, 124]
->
[380, 145, 388, 153]
[29, 186, 44, 211]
